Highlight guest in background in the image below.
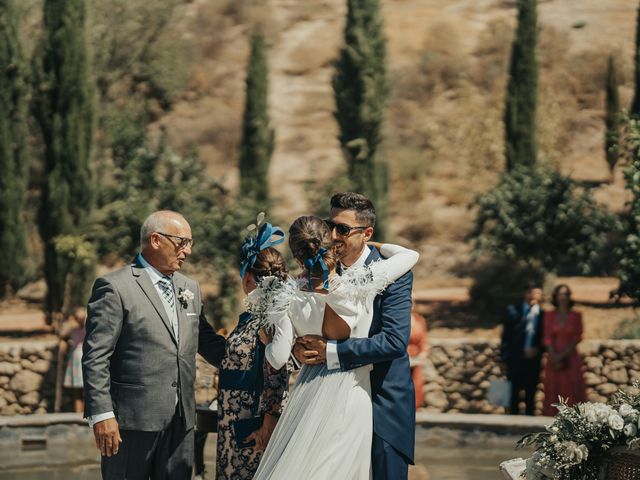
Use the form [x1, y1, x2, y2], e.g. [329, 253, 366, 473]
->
[542, 284, 586, 416]
[62, 307, 87, 413]
[500, 286, 544, 415]
[408, 305, 429, 409]
[215, 220, 290, 480]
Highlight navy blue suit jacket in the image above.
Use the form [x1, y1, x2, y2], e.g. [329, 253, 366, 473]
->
[335, 246, 415, 463]
[500, 303, 544, 380]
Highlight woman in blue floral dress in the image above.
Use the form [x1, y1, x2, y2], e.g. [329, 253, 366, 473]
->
[215, 220, 290, 480]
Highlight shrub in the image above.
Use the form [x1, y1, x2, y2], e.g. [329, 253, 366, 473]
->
[471, 165, 619, 275]
[468, 257, 546, 320]
[611, 312, 640, 339]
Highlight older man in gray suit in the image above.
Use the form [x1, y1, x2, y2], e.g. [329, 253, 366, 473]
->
[83, 210, 225, 480]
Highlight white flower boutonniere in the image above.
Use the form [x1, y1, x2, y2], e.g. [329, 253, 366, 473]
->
[177, 288, 195, 309]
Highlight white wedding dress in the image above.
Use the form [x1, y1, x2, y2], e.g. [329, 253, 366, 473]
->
[253, 244, 419, 480]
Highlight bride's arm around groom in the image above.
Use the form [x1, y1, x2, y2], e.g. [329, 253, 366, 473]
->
[297, 192, 418, 480]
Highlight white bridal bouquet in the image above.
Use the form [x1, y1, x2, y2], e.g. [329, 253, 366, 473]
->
[244, 275, 298, 328]
[518, 382, 640, 480]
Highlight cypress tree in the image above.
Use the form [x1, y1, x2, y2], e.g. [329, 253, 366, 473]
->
[0, 0, 29, 296]
[504, 0, 538, 171]
[605, 55, 620, 177]
[632, 2, 640, 116]
[239, 32, 274, 204]
[32, 0, 94, 316]
[333, 0, 389, 240]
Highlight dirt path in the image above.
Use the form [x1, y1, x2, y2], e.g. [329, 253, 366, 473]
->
[267, 0, 346, 220]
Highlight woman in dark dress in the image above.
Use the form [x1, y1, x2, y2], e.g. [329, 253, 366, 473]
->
[215, 221, 290, 480]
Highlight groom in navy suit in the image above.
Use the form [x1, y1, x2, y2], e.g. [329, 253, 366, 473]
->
[295, 192, 416, 480]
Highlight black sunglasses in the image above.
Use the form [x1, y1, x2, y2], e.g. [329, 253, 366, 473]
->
[324, 220, 369, 237]
[156, 232, 194, 250]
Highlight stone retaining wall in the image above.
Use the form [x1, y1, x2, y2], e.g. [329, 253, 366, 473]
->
[424, 339, 640, 415]
[1, 339, 640, 416]
[0, 341, 223, 415]
[0, 341, 60, 415]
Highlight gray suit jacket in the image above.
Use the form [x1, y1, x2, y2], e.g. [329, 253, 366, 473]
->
[82, 257, 225, 431]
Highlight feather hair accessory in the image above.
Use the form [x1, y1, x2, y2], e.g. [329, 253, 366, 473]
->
[329, 261, 388, 305]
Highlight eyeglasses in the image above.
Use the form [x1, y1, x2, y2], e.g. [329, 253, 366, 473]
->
[324, 220, 369, 237]
[156, 232, 194, 250]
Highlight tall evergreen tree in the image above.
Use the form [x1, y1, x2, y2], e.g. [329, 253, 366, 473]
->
[605, 55, 621, 177]
[504, 0, 538, 171]
[632, 2, 640, 116]
[0, 0, 29, 296]
[333, 0, 389, 240]
[239, 32, 274, 204]
[32, 0, 94, 316]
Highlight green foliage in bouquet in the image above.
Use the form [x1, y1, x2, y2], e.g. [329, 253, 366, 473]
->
[519, 383, 640, 479]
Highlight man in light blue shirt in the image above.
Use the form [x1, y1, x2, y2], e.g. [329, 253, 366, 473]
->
[83, 210, 225, 480]
[500, 286, 544, 415]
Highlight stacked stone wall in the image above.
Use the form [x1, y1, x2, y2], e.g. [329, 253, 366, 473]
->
[2, 339, 640, 416]
[423, 340, 640, 415]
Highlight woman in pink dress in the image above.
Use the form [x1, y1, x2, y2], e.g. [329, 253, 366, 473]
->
[542, 284, 586, 416]
[408, 306, 429, 409]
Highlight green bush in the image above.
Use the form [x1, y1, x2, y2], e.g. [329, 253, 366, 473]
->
[611, 312, 640, 339]
[468, 257, 546, 320]
[471, 165, 619, 274]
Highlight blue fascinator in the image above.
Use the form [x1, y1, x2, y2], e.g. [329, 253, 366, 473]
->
[240, 212, 285, 278]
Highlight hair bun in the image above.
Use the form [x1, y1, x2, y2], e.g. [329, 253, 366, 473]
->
[289, 216, 338, 276]
[249, 247, 288, 281]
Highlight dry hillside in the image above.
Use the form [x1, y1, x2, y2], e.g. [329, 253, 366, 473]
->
[141, 0, 639, 286]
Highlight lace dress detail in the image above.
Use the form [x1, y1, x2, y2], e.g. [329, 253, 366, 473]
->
[215, 313, 289, 480]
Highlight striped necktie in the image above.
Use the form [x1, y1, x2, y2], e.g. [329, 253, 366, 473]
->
[158, 277, 175, 310]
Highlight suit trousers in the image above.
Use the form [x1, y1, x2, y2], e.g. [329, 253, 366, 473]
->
[509, 362, 540, 416]
[101, 409, 194, 480]
[372, 432, 410, 480]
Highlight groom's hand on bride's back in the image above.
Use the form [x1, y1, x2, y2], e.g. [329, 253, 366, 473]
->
[93, 418, 122, 457]
[293, 335, 326, 365]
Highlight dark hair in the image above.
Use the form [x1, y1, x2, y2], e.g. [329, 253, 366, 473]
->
[524, 285, 542, 294]
[551, 284, 575, 308]
[330, 192, 376, 228]
[289, 216, 338, 276]
[247, 247, 288, 281]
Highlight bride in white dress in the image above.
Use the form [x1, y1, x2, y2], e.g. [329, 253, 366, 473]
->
[251, 216, 419, 480]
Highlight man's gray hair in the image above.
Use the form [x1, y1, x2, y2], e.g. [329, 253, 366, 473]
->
[140, 211, 184, 248]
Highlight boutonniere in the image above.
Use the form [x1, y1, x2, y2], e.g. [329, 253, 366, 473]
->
[177, 288, 194, 309]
